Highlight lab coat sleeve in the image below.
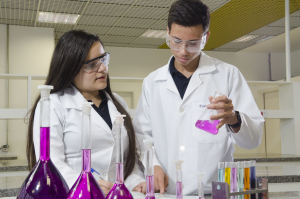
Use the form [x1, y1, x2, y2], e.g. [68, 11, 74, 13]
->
[228, 67, 264, 149]
[33, 100, 80, 189]
[132, 79, 161, 167]
[113, 93, 146, 190]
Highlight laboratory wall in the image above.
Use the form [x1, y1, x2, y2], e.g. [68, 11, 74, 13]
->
[270, 49, 300, 81]
[0, 25, 54, 160]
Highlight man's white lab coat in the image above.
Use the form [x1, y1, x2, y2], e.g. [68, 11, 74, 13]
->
[33, 85, 145, 191]
[133, 52, 264, 195]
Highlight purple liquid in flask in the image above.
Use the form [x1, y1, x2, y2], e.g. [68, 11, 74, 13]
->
[146, 175, 155, 199]
[106, 115, 134, 199]
[195, 91, 224, 135]
[17, 85, 69, 199]
[176, 182, 183, 199]
[67, 102, 105, 199]
[195, 120, 220, 135]
[143, 139, 155, 199]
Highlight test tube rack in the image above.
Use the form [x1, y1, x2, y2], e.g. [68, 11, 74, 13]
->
[212, 178, 268, 199]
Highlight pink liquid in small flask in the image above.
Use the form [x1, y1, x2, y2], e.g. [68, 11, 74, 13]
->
[143, 139, 155, 199]
[17, 85, 69, 199]
[195, 91, 224, 135]
[67, 102, 105, 199]
[175, 160, 184, 199]
[106, 115, 134, 199]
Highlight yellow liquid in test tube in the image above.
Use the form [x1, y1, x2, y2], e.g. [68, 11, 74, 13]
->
[225, 167, 231, 189]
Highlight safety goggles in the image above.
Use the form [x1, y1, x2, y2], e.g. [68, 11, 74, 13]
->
[82, 53, 110, 73]
[166, 34, 207, 53]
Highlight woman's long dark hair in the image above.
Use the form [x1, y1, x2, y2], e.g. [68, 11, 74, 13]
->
[27, 30, 138, 180]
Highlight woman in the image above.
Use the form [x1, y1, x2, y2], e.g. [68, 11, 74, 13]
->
[26, 30, 146, 195]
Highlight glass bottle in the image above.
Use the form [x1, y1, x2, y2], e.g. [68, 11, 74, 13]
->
[106, 115, 134, 199]
[67, 102, 105, 199]
[17, 85, 69, 199]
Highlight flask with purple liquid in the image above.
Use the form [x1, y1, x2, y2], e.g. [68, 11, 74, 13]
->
[195, 91, 224, 135]
[175, 160, 184, 199]
[106, 115, 134, 199]
[143, 139, 155, 199]
[17, 85, 69, 199]
[67, 102, 105, 199]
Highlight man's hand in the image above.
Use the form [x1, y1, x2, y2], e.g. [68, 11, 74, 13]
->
[154, 165, 169, 194]
[207, 95, 238, 130]
[97, 180, 114, 196]
[132, 182, 146, 193]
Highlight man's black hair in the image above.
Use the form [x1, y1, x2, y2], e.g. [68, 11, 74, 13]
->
[168, 0, 210, 33]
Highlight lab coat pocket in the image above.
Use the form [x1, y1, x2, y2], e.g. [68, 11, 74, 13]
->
[192, 103, 227, 144]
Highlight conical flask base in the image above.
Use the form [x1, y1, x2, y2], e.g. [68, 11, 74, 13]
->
[106, 183, 133, 199]
[17, 159, 69, 199]
[195, 120, 220, 135]
[67, 172, 105, 199]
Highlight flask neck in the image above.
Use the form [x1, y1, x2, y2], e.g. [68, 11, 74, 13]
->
[82, 149, 91, 172]
[40, 127, 50, 160]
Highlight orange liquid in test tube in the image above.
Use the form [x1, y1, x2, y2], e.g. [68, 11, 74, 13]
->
[244, 167, 250, 199]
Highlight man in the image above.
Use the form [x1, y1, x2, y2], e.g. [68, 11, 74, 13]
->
[133, 0, 264, 195]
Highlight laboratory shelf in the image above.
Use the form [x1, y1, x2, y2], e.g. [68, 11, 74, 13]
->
[260, 110, 294, 119]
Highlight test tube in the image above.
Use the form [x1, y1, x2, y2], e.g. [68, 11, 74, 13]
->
[218, 162, 225, 182]
[244, 161, 251, 199]
[250, 160, 256, 199]
[231, 162, 238, 192]
[225, 162, 232, 189]
[237, 162, 244, 199]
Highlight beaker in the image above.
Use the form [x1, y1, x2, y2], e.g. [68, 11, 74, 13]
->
[195, 91, 224, 135]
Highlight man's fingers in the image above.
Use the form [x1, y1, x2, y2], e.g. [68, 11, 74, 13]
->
[217, 119, 227, 129]
[142, 183, 147, 194]
[98, 180, 113, 189]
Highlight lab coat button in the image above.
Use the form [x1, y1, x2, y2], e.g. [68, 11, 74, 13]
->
[180, 146, 185, 151]
[179, 108, 184, 113]
[103, 172, 107, 176]
[110, 142, 114, 146]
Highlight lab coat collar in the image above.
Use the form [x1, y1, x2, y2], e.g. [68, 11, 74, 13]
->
[64, 85, 116, 134]
[154, 52, 217, 100]
[154, 52, 217, 81]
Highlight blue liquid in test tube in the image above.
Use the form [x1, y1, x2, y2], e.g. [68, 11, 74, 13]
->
[218, 162, 225, 182]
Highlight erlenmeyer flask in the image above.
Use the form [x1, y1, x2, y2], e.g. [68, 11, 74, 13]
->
[195, 91, 223, 135]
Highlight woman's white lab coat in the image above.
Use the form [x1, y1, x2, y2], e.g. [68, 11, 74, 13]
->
[133, 52, 264, 195]
[33, 85, 145, 191]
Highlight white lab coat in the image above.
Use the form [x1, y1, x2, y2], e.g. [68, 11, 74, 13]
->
[33, 85, 145, 191]
[133, 52, 264, 195]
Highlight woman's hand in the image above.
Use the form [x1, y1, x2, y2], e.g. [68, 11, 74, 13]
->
[132, 182, 146, 194]
[97, 180, 114, 196]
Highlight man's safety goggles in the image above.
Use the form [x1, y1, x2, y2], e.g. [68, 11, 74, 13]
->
[166, 34, 207, 53]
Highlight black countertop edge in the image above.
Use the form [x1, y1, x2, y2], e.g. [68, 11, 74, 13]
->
[0, 166, 28, 172]
[0, 157, 17, 160]
[234, 157, 300, 162]
[0, 188, 20, 197]
[259, 175, 300, 183]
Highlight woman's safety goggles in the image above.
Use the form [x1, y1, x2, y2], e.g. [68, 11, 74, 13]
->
[166, 34, 207, 53]
[82, 53, 110, 73]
